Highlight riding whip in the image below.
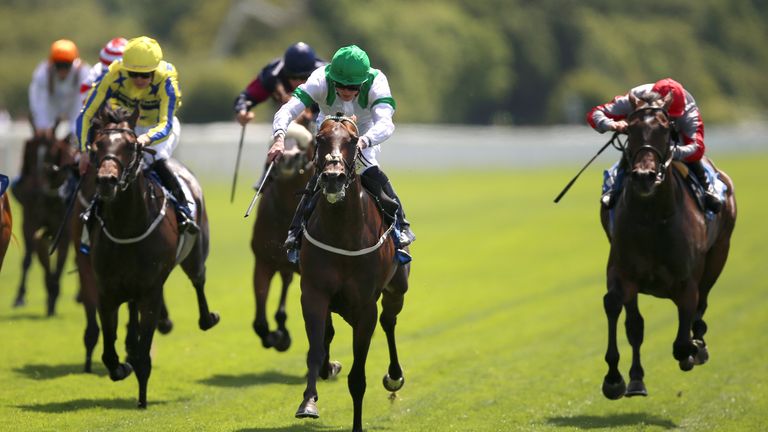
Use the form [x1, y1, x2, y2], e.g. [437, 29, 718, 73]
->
[244, 161, 274, 218]
[49, 176, 83, 255]
[230, 123, 247, 203]
[554, 132, 620, 203]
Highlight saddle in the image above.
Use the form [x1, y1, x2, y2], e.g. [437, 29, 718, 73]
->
[672, 161, 727, 218]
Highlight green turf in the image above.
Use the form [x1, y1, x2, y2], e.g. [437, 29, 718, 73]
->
[0, 154, 766, 431]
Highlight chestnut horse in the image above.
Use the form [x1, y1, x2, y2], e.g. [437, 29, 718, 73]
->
[599, 91, 737, 399]
[294, 116, 410, 432]
[0, 174, 11, 273]
[87, 106, 219, 407]
[12, 134, 76, 315]
[250, 121, 315, 351]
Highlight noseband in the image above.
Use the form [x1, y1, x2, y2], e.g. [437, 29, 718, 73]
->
[622, 107, 676, 182]
[93, 128, 142, 191]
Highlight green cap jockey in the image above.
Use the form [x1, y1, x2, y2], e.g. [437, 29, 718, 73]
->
[328, 45, 371, 86]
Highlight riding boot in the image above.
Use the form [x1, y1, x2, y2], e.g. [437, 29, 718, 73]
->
[688, 159, 723, 213]
[601, 158, 627, 209]
[284, 173, 320, 263]
[362, 166, 416, 247]
[151, 159, 200, 234]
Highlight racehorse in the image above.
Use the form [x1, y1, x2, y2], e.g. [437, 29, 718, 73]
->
[87, 105, 219, 407]
[599, 91, 737, 399]
[250, 120, 315, 351]
[71, 160, 174, 373]
[0, 175, 11, 274]
[294, 116, 410, 432]
[12, 134, 75, 315]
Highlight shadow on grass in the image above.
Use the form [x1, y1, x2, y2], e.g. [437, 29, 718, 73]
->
[15, 397, 172, 413]
[198, 370, 305, 388]
[0, 311, 51, 321]
[546, 413, 677, 429]
[14, 363, 108, 380]
[236, 422, 389, 432]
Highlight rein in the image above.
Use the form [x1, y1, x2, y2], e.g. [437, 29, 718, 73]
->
[93, 193, 168, 244]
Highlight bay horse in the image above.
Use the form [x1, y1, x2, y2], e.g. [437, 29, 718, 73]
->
[87, 105, 219, 407]
[294, 116, 410, 432]
[12, 134, 76, 315]
[599, 91, 737, 399]
[72, 156, 174, 373]
[1, 175, 11, 273]
[250, 120, 315, 351]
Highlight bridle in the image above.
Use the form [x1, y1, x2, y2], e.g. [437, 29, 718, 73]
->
[621, 107, 677, 183]
[315, 115, 360, 194]
[92, 127, 142, 191]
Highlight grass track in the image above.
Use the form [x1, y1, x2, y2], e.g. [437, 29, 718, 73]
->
[0, 154, 766, 431]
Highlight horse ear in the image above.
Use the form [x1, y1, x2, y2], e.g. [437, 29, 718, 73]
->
[128, 107, 140, 129]
[628, 92, 639, 110]
[661, 91, 674, 112]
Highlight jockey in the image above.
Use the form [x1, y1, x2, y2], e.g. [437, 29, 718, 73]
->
[587, 78, 723, 213]
[29, 39, 90, 141]
[80, 37, 128, 105]
[267, 44, 416, 263]
[76, 36, 199, 234]
[234, 41, 326, 124]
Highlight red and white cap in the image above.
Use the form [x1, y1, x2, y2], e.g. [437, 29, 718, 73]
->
[99, 37, 128, 66]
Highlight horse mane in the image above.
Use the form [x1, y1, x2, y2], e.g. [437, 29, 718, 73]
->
[92, 105, 137, 130]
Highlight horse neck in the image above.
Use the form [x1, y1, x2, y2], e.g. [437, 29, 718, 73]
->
[313, 178, 375, 246]
[100, 172, 158, 234]
[623, 166, 679, 222]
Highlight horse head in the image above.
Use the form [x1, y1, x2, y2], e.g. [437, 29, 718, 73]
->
[315, 115, 359, 203]
[624, 90, 675, 197]
[276, 122, 315, 180]
[43, 137, 77, 191]
[91, 105, 141, 201]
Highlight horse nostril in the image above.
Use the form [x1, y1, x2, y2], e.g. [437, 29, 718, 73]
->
[97, 175, 118, 186]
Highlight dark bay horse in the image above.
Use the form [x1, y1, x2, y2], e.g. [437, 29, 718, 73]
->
[87, 106, 219, 407]
[12, 134, 76, 315]
[71, 159, 174, 373]
[0, 175, 11, 273]
[251, 120, 315, 351]
[295, 116, 410, 432]
[599, 91, 737, 399]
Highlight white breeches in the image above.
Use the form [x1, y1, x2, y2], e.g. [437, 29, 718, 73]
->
[139, 117, 181, 168]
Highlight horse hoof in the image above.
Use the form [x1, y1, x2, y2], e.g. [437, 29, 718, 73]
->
[109, 362, 134, 382]
[679, 357, 694, 371]
[137, 400, 147, 409]
[199, 312, 220, 331]
[328, 361, 342, 379]
[157, 318, 174, 334]
[602, 376, 626, 400]
[268, 330, 292, 352]
[625, 379, 647, 397]
[295, 398, 319, 419]
[13, 297, 25, 308]
[693, 340, 709, 365]
[383, 374, 405, 392]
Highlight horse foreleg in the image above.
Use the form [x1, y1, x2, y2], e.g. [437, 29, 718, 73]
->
[623, 297, 647, 396]
[99, 299, 133, 382]
[14, 219, 36, 307]
[77, 251, 99, 372]
[125, 302, 140, 366]
[44, 235, 70, 316]
[319, 312, 340, 380]
[157, 299, 173, 334]
[602, 271, 626, 400]
[296, 290, 329, 419]
[380, 287, 406, 392]
[252, 262, 275, 347]
[268, 269, 294, 352]
[181, 256, 219, 331]
[349, 302, 378, 432]
[134, 296, 161, 409]
[674, 281, 699, 371]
